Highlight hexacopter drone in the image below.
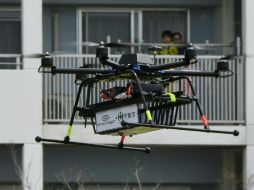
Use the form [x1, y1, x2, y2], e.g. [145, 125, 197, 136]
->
[34, 42, 239, 153]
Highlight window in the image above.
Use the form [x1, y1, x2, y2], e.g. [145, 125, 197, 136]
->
[78, 9, 189, 54]
[143, 11, 188, 43]
[82, 11, 131, 54]
[0, 9, 21, 69]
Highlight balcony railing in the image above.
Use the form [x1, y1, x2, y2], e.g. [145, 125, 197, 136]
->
[43, 54, 245, 125]
[0, 54, 22, 69]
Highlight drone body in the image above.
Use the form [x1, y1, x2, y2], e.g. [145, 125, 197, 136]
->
[35, 43, 238, 153]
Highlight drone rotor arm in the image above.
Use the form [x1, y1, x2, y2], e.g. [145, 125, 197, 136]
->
[51, 67, 112, 75]
[149, 60, 187, 71]
[159, 70, 219, 77]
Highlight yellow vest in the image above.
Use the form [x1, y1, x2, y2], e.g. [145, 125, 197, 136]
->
[159, 44, 179, 55]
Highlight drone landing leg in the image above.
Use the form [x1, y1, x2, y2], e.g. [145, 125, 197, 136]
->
[129, 70, 153, 122]
[179, 76, 209, 130]
[118, 135, 125, 148]
[35, 136, 151, 153]
[64, 82, 85, 143]
[194, 99, 209, 129]
[122, 122, 239, 136]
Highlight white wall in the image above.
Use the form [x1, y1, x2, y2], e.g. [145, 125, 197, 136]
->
[0, 70, 42, 144]
[242, 0, 254, 189]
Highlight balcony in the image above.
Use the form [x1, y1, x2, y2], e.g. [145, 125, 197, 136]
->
[0, 54, 22, 69]
[42, 54, 245, 125]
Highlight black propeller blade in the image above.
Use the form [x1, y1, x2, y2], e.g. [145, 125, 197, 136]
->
[22, 53, 50, 58]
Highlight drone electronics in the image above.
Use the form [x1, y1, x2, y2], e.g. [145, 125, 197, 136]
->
[35, 42, 239, 153]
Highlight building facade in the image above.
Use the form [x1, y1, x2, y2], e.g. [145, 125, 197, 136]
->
[0, 0, 253, 189]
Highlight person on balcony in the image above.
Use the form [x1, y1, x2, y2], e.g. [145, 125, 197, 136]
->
[159, 30, 178, 55]
[172, 32, 185, 55]
[159, 30, 178, 92]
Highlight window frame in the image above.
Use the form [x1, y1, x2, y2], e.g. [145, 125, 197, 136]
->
[0, 7, 21, 21]
[77, 7, 190, 54]
[0, 7, 22, 69]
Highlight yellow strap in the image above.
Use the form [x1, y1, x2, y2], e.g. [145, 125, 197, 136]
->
[166, 93, 176, 102]
[145, 110, 153, 121]
[66, 125, 72, 137]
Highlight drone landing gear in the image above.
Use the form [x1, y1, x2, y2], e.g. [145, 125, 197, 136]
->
[121, 122, 239, 136]
[35, 136, 151, 153]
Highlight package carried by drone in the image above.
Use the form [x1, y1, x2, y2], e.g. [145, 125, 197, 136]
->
[79, 82, 193, 136]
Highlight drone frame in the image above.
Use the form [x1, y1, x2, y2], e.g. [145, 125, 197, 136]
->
[35, 46, 238, 153]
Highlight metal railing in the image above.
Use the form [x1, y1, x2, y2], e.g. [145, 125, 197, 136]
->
[0, 54, 22, 69]
[43, 54, 245, 125]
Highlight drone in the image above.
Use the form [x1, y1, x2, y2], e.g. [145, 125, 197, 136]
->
[34, 42, 239, 153]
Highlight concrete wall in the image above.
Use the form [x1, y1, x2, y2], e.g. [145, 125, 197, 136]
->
[43, 0, 221, 6]
[0, 70, 42, 144]
[242, 0, 254, 189]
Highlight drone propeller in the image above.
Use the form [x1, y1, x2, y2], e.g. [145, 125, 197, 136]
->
[67, 41, 234, 51]
[148, 45, 163, 52]
[81, 41, 100, 47]
[99, 42, 232, 49]
[22, 52, 50, 58]
[70, 41, 130, 48]
[104, 42, 130, 48]
[219, 55, 236, 60]
[22, 51, 75, 58]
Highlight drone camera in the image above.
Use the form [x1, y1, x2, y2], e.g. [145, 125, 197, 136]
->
[96, 46, 108, 61]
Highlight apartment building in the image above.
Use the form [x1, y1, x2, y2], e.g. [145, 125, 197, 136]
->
[0, 0, 253, 189]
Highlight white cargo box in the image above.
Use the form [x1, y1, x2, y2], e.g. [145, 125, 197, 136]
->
[95, 104, 139, 133]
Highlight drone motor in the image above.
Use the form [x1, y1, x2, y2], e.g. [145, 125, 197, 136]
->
[184, 45, 197, 65]
[96, 46, 108, 61]
[41, 53, 53, 68]
[216, 59, 229, 71]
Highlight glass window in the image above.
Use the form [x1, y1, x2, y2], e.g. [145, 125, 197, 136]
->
[143, 11, 187, 43]
[0, 21, 21, 54]
[79, 10, 188, 54]
[0, 10, 21, 69]
[82, 12, 131, 54]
